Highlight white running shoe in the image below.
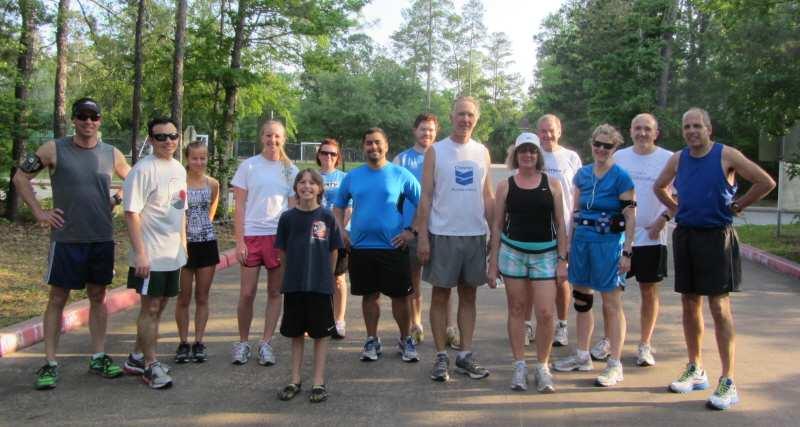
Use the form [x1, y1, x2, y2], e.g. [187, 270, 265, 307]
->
[669, 363, 710, 393]
[636, 343, 656, 367]
[590, 337, 610, 361]
[257, 340, 276, 366]
[707, 377, 739, 410]
[231, 342, 251, 365]
[596, 364, 624, 387]
[535, 365, 555, 393]
[510, 362, 528, 391]
[553, 321, 568, 347]
[553, 354, 593, 372]
[524, 322, 534, 346]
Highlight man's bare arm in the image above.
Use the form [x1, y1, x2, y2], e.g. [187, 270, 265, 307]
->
[653, 152, 680, 214]
[724, 146, 776, 209]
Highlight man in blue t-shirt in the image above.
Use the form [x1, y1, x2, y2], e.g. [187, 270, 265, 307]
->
[334, 127, 421, 364]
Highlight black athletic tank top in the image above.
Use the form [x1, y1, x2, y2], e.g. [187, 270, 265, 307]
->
[503, 174, 556, 242]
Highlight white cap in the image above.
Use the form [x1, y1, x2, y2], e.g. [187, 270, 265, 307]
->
[514, 132, 540, 148]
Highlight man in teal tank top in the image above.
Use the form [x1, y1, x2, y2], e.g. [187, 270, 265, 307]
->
[12, 98, 131, 390]
[653, 108, 775, 410]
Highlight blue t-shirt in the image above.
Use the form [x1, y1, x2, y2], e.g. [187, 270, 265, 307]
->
[320, 169, 347, 210]
[334, 163, 421, 249]
[393, 147, 425, 227]
[573, 163, 634, 242]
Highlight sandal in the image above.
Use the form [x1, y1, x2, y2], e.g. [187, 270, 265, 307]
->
[309, 384, 328, 403]
[278, 383, 301, 401]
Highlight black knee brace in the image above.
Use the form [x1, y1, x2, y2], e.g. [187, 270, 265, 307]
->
[573, 290, 594, 312]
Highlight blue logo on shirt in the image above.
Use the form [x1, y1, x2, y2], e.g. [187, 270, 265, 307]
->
[455, 166, 474, 186]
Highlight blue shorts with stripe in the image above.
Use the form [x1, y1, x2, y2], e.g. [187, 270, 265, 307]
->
[45, 241, 115, 290]
[568, 236, 625, 293]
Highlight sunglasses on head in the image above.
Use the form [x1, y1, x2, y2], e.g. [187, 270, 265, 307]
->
[152, 133, 180, 142]
[319, 151, 338, 157]
[592, 140, 615, 150]
[75, 114, 101, 122]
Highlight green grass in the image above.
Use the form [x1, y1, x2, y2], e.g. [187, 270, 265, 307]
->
[736, 223, 800, 264]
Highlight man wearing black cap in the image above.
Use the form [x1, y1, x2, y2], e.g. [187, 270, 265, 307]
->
[13, 97, 131, 390]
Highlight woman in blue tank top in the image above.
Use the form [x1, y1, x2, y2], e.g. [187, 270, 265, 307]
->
[316, 138, 351, 339]
[488, 133, 569, 393]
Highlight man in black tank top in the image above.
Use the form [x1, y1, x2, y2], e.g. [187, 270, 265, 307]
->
[12, 98, 131, 390]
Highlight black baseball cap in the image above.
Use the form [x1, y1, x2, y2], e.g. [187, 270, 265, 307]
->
[71, 98, 101, 117]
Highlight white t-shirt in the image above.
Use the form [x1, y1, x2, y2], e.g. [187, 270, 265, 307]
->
[614, 146, 673, 246]
[231, 155, 298, 236]
[429, 137, 490, 236]
[541, 146, 582, 232]
[123, 155, 188, 271]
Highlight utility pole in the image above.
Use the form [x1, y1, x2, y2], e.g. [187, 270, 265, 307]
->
[426, 0, 433, 111]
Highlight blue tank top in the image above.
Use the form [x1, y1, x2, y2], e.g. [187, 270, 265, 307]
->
[675, 143, 737, 228]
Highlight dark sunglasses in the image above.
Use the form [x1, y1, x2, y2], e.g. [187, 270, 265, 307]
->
[516, 144, 539, 153]
[152, 133, 180, 142]
[75, 114, 101, 122]
[592, 140, 615, 150]
[319, 151, 338, 157]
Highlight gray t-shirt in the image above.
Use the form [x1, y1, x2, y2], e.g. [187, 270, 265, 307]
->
[275, 207, 343, 295]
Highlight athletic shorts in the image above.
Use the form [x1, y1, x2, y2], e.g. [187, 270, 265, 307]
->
[423, 234, 488, 288]
[45, 241, 115, 290]
[568, 237, 625, 293]
[185, 240, 220, 269]
[673, 225, 741, 295]
[280, 292, 335, 339]
[334, 248, 349, 276]
[349, 248, 413, 298]
[498, 242, 557, 281]
[127, 268, 181, 297]
[243, 235, 281, 269]
[626, 244, 668, 283]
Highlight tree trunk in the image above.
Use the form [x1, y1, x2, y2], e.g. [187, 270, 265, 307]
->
[657, 0, 678, 109]
[216, 0, 248, 219]
[130, 0, 145, 165]
[171, 0, 187, 160]
[53, 0, 70, 139]
[6, 0, 36, 221]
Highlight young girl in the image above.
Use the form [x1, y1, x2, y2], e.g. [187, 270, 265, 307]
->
[275, 169, 343, 403]
[175, 141, 220, 363]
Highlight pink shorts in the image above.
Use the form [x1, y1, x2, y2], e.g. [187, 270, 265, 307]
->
[243, 235, 281, 269]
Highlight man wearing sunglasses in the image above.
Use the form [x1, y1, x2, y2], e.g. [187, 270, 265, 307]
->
[654, 108, 775, 410]
[122, 117, 188, 389]
[13, 97, 131, 390]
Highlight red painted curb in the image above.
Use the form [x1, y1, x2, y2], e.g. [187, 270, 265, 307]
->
[740, 243, 800, 281]
[0, 248, 238, 357]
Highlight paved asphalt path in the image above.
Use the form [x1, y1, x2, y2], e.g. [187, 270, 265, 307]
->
[2, 167, 799, 426]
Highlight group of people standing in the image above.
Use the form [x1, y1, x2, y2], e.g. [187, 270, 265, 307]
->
[14, 96, 775, 411]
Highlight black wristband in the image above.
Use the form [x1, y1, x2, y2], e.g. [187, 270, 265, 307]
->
[622, 250, 633, 258]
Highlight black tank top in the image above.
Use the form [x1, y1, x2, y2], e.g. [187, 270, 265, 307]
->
[503, 174, 556, 242]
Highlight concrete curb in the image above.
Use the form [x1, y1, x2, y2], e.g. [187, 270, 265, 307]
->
[0, 248, 238, 357]
[740, 243, 800, 281]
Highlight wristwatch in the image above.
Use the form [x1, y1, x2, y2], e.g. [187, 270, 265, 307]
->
[404, 227, 418, 237]
[730, 202, 742, 215]
[557, 254, 568, 262]
[622, 250, 633, 258]
[112, 194, 122, 206]
[660, 212, 671, 221]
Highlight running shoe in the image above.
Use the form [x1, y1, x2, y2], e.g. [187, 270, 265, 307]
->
[446, 326, 461, 350]
[332, 321, 346, 340]
[88, 354, 123, 378]
[553, 354, 594, 372]
[142, 361, 172, 389]
[192, 342, 208, 363]
[399, 336, 419, 363]
[360, 336, 382, 362]
[123, 354, 172, 375]
[231, 341, 251, 365]
[455, 352, 490, 379]
[535, 365, 555, 393]
[510, 362, 528, 391]
[35, 363, 58, 390]
[596, 364, 624, 387]
[430, 353, 450, 382]
[174, 342, 191, 364]
[669, 363, 709, 393]
[410, 324, 424, 344]
[524, 322, 534, 346]
[636, 343, 656, 367]
[590, 337, 610, 361]
[257, 340, 276, 366]
[707, 377, 739, 410]
[553, 320, 568, 347]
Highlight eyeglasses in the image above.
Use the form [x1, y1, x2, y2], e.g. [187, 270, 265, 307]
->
[152, 133, 180, 142]
[75, 114, 101, 122]
[516, 145, 539, 154]
[592, 140, 615, 150]
[319, 151, 338, 157]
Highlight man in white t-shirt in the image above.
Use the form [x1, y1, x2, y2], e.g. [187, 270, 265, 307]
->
[122, 117, 188, 389]
[528, 114, 582, 347]
[589, 113, 672, 366]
